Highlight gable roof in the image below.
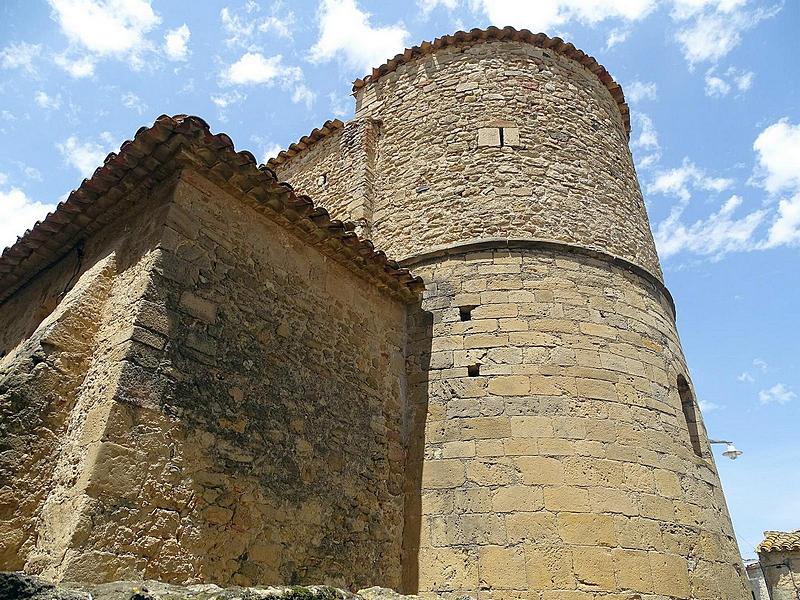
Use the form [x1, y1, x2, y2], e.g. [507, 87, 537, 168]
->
[352, 26, 630, 136]
[0, 114, 424, 304]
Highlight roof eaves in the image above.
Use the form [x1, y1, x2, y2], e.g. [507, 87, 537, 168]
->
[266, 118, 345, 169]
[0, 114, 424, 305]
[351, 26, 630, 137]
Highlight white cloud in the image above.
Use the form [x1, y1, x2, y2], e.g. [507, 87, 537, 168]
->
[758, 383, 796, 405]
[761, 192, 800, 249]
[121, 92, 146, 114]
[752, 119, 800, 248]
[35, 91, 62, 110]
[19, 164, 43, 181]
[260, 15, 294, 39]
[48, 0, 160, 59]
[261, 143, 283, 164]
[292, 84, 315, 109]
[605, 27, 629, 49]
[329, 92, 351, 118]
[672, 1, 780, 67]
[753, 119, 800, 195]
[698, 399, 720, 412]
[631, 113, 660, 169]
[220, 6, 254, 47]
[0, 42, 41, 74]
[222, 52, 302, 86]
[54, 52, 96, 78]
[735, 70, 754, 91]
[704, 66, 754, 97]
[221, 4, 294, 48]
[164, 24, 190, 61]
[626, 80, 657, 103]
[737, 371, 755, 383]
[211, 90, 246, 108]
[0, 185, 57, 250]
[648, 158, 733, 201]
[704, 72, 730, 97]
[654, 194, 766, 259]
[57, 134, 115, 178]
[468, 0, 656, 33]
[309, 0, 409, 74]
[418, 0, 458, 15]
[753, 358, 768, 372]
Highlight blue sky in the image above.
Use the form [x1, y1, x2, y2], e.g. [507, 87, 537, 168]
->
[1, 0, 798, 560]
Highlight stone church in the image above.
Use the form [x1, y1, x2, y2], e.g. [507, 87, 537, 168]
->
[0, 27, 751, 600]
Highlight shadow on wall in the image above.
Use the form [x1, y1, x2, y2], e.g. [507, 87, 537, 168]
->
[401, 304, 433, 594]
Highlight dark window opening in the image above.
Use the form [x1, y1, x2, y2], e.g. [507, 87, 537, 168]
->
[499, 127, 505, 147]
[467, 364, 480, 377]
[459, 305, 476, 321]
[678, 375, 704, 458]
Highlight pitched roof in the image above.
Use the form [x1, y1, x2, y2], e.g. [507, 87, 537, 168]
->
[352, 26, 630, 136]
[757, 531, 800, 553]
[0, 114, 424, 304]
[266, 119, 344, 169]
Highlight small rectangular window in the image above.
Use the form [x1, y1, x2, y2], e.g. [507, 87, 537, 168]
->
[467, 364, 480, 377]
[459, 306, 476, 321]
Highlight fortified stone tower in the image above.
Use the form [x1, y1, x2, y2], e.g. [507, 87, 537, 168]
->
[271, 28, 750, 600]
[0, 25, 750, 600]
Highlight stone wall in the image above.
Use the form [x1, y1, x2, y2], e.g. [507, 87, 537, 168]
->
[757, 550, 800, 600]
[0, 184, 171, 572]
[269, 35, 749, 599]
[271, 120, 380, 238]
[352, 40, 661, 278]
[404, 246, 749, 599]
[0, 168, 412, 591]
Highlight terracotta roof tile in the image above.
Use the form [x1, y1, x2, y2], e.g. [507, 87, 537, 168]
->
[757, 531, 800, 553]
[0, 114, 424, 304]
[352, 26, 630, 136]
[266, 119, 344, 169]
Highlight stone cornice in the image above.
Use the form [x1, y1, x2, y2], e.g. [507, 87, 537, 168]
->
[398, 237, 675, 319]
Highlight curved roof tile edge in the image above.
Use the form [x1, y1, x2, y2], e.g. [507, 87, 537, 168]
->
[0, 114, 424, 304]
[352, 26, 630, 136]
[266, 118, 345, 169]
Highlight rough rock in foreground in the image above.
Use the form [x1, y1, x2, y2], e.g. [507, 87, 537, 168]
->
[0, 573, 419, 600]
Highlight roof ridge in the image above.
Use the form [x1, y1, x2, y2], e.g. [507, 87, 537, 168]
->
[266, 118, 344, 169]
[0, 114, 424, 304]
[351, 26, 630, 136]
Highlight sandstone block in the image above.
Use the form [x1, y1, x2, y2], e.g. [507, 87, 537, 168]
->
[422, 459, 466, 489]
[488, 376, 530, 396]
[558, 513, 616, 546]
[478, 545, 527, 589]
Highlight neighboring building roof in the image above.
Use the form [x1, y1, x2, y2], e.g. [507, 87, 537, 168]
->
[266, 119, 344, 169]
[0, 114, 424, 304]
[352, 26, 631, 136]
[757, 530, 800, 553]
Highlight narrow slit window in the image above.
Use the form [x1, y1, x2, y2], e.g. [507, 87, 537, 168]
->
[678, 375, 704, 458]
[459, 306, 476, 321]
[467, 364, 480, 377]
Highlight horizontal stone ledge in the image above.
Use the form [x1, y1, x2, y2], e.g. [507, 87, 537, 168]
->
[397, 237, 676, 320]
